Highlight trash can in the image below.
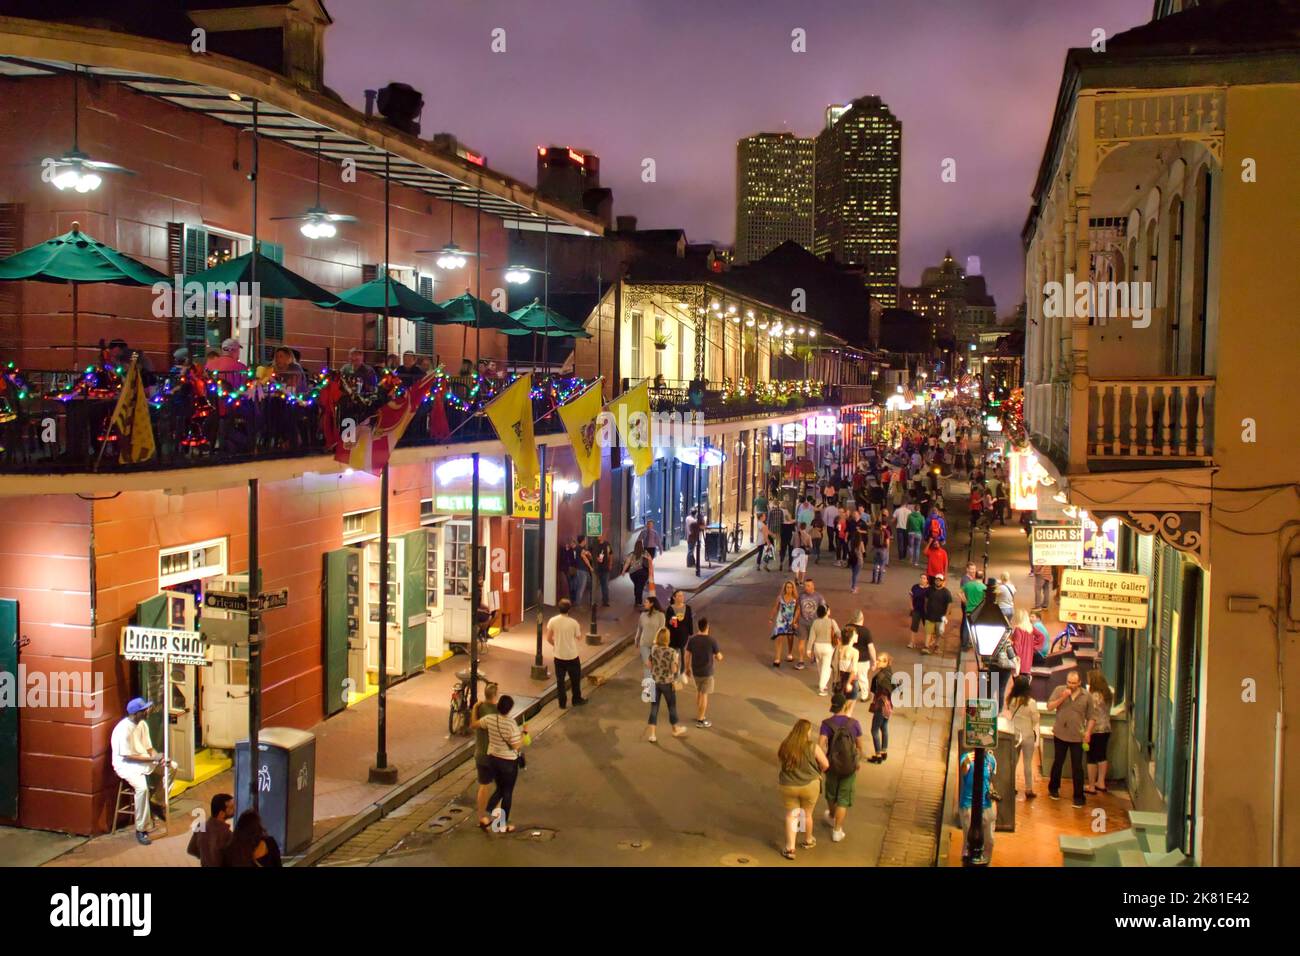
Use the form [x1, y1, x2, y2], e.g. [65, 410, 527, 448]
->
[705, 527, 726, 562]
[235, 727, 316, 855]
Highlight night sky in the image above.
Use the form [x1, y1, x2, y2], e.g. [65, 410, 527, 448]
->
[324, 0, 1151, 314]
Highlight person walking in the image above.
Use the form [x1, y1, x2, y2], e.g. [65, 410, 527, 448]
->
[1046, 671, 1097, 807]
[638, 519, 661, 558]
[757, 515, 776, 571]
[187, 792, 234, 866]
[478, 695, 525, 832]
[893, 501, 912, 561]
[593, 533, 613, 607]
[1032, 562, 1053, 610]
[1085, 669, 1113, 794]
[1010, 609, 1037, 679]
[622, 541, 654, 606]
[959, 747, 999, 858]
[645, 627, 688, 742]
[469, 682, 502, 822]
[684, 617, 722, 728]
[572, 535, 593, 607]
[866, 652, 896, 763]
[777, 719, 828, 860]
[847, 523, 866, 594]
[908, 572, 930, 650]
[769, 579, 800, 667]
[808, 603, 839, 696]
[780, 503, 797, 571]
[221, 809, 280, 867]
[832, 632, 860, 714]
[822, 499, 840, 562]
[1002, 675, 1041, 798]
[924, 535, 949, 581]
[922, 573, 953, 656]
[791, 523, 811, 587]
[665, 589, 694, 675]
[871, 514, 892, 584]
[635, 596, 666, 678]
[810, 510, 825, 566]
[906, 505, 925, 566]
[818, 693, 867, 843]
[995, 571, 1017, 618]
[545, 599, 587, 709]
[794, 578, 822, 670]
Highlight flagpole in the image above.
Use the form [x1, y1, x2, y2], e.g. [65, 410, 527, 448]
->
[531, 441, 548, 681]
[247, 476, 261, 812]
[470, 449, 482, 705]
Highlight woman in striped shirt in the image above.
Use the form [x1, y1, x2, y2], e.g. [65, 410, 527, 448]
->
[478, 695, 524, 832]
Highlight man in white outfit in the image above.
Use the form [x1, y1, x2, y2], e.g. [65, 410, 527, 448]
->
[808, 604, 840, 696]
[111, 697, 162, 845]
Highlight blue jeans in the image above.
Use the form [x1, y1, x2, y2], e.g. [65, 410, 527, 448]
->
[850, 563, 861, 589]
[572, 569, 591, 606]
[872, 549, 887, 583]
[872, 712, 889, 753]
[908, 532, 922, 564]
[648, 683, 679, 725]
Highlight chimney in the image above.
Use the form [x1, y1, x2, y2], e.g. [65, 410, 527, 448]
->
[364, 89, 378, 117]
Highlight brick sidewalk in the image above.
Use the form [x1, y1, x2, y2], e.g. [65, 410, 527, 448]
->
[43, 538, 755, 868]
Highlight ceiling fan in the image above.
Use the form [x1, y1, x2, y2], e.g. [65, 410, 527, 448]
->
[46, 65, 135, 192]
[415, 199, 478, 270]
[271, 136, 359, 238]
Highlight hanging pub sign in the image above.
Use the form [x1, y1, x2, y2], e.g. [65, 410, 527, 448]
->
[805, 414, 837, 436]
[1031, 523, 1084, 566]
[511, 471, 554, 520]
[1008, 449, 1048, 511]
[121, 627, 208, 666]
[1081, 516, 1120, 571]
[1059, 569, 1150, 628]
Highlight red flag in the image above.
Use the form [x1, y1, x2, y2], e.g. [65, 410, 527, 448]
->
[335, 372, 438, 474]
[428, 387, 451, 440]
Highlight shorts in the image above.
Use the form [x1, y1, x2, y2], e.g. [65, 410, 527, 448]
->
[780, 778, 821, 813]
[825, 770, 857, 808]
[791, 551, 808, 573]
[694, 675, 716, 694]
[910, 610, 923, 633]
[475, 760, 494, 785]
[925, 619, 945, 637]
[1087, 732, 1110, 763]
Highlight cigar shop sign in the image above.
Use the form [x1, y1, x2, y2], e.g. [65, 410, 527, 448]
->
[120, 627, 208, 666]
[1059, 570, 1151, 629]
[1031, 522, 1084, 566]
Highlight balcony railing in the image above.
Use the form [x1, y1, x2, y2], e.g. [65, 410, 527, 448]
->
[0, 367, 575, 475]
[1088, 377, 1214, 462]
[625, 378, 843, 420]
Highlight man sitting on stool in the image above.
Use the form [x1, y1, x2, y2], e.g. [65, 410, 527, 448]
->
[111, 698, 163, 845]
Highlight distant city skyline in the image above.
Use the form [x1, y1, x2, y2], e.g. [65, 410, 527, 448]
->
[323, 0, 1151, 313]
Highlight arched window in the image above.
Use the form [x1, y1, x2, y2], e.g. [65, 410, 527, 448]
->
[1166, 196, 1185, 373]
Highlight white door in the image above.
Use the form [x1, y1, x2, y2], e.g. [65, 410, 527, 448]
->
[200, 574, 251, 750]
[425, 526, 446, 658]
[444, 521, 472, 645]
[163, 591, 197, 782]
[364, 537, 404, 676]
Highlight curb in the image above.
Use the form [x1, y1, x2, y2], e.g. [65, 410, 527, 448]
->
[290, 544, 756, 867]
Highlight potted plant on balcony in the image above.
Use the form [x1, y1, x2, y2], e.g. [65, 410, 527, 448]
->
[652, 329, 672, 352]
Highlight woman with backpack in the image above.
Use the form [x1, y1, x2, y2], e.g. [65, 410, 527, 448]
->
[866, 652, 896, 763]
[769, 580, 800, 667]
[1001, 675, 1041, 798]
[622, 541, 654, 606]
[777, 718, 829, 860]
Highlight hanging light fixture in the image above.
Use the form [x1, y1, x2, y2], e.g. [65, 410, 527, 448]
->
[504, 266, 532, 284]
[47, 66, 134, 193]
[416, 198, 477, 271]
[270, 136, 357, 239]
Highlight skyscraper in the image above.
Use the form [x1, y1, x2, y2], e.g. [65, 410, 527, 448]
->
[733, 132, 815, 264]
[813, 95, 902, 307]
[536, 145, 601, 209]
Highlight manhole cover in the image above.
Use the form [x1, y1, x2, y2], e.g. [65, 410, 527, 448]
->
[720, 852, 759, 867]
[617, 839, 651, 851]
[516, 827, 557, 842]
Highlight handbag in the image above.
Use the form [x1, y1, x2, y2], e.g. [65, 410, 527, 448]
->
[994, 636, 1019, 672]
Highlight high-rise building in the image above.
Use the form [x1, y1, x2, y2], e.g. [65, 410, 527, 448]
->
[898, 249, 996, 344]
[733, 132, 814, 264]
[813, 95, 902, 307]
[536, 145, 601, 210]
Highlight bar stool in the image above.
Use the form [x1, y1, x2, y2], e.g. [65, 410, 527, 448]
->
[110, 779, 137, 834]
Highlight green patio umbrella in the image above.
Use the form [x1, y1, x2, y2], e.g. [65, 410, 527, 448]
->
[317, 275, 447, 320]
[0, 222, 169, 364]
[436, 291, 522, 330]
[505, 300, 590, 338]
[186, 249, 339, 304]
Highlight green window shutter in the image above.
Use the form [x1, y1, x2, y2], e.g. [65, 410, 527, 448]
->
[0, 599, 18, 818]
[322, 549, 354, 716]
[260, 242, 286, 357]
[416, 275, 435, 354]
[183, 227, 209, 345]
[402, 530, 428, 676]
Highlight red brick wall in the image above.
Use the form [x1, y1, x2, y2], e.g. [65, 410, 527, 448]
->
[0, 74, 509, 371]
[0, 495, 99, 833]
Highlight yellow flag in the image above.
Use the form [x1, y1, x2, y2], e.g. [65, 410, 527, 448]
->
[557, 379, 605, 487]
[484, 374, 538, 485]
[101, 358, 155, 467]
[606, 380, 654, 476]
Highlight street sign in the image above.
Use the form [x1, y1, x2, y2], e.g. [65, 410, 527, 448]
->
[257, 588, 289, 611]
[121, 626, 208, 666]
[1059, 569, 1151, 628]
[1031, 523, 1084, 565]
[963, 698, 998, 748]
[205, 590, 249, 613]
[585, 512, 603, 537]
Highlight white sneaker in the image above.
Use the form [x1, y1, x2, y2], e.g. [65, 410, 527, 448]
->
[647, 732, 657, 743]
[818, 689, 828, 696]
[832, 828, 846, 843]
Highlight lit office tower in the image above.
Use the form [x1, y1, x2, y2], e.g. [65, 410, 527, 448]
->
[813, 95, 902, 307]
[734, 132, 815, 264]
[536, 145, 600, 209]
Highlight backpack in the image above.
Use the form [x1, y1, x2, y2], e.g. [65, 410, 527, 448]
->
[928, 517, 942, 540]
[828, 719, 859, 776]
